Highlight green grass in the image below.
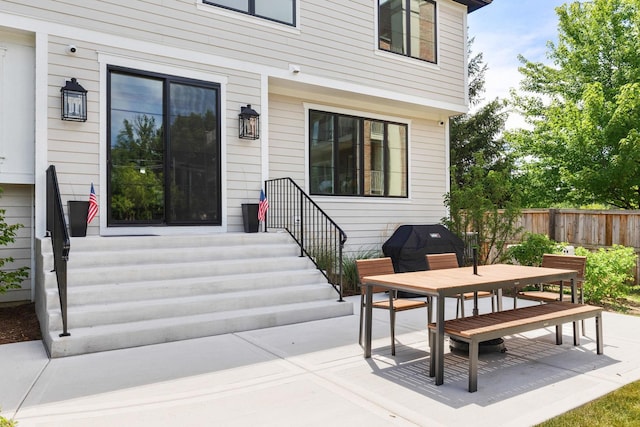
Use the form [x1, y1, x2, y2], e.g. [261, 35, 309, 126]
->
[536, 380, 640, 426]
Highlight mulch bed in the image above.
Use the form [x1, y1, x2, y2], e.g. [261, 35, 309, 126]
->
[603, 298, 640, 316]
[0, 302, 42, 344]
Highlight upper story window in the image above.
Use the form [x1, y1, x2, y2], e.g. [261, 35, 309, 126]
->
[203, 0, 295, 26]
[309, 110, 408, 198]
[378, 0, 437, 63]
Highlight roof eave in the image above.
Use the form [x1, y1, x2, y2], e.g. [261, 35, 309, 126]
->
[452, 0, 492, 13]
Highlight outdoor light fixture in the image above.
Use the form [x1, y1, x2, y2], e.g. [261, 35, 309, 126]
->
[60, 78, 87, 122]
[238, 104, 260, 140]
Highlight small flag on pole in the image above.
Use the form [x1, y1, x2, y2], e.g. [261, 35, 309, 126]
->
[258, 189, 269, 222]
[87, 183, 98, 224]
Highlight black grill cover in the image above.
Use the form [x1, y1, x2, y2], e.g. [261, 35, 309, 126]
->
[382, 224, 465, 273]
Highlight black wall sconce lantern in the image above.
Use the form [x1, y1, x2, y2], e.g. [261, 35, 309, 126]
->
[61, 78, 87, 122]
[238, 104, 260, 140]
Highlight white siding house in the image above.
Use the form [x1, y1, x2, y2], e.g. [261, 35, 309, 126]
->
[0, 0, 490, 302]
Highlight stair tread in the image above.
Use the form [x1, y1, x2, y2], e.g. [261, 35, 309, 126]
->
[57, 268, 323, 292]
[69, 242, 296, 254]
[50, 299, 352, 338]
[67, 255, 311, 273]
[62, 232, 292, 252]
[59, 256, 317, 287]
[64, 283, 336, 314]
[66, 243, 300, 266]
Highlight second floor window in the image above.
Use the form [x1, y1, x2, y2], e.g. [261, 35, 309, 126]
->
[378, 0, 437, 63]
[203, 0, 295, 26]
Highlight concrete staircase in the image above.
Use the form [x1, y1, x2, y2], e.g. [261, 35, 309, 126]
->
[35, 232, 353, 357]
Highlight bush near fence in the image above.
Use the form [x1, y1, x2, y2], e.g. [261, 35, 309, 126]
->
[500, 209, 640, 285]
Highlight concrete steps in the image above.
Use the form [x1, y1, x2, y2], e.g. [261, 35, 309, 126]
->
[36, 232, 352, 357]
[45, 300, 351, 356]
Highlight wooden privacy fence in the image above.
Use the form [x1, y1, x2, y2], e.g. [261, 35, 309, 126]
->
[506, 209, 640, 284]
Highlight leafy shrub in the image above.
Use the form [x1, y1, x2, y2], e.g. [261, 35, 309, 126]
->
[0, 410, 17, 427]
[575, 245, 637, 304]
[311, 245, 334, 273]
[341, 248, 382, 296]
[0, 188, 29, 294]
[504, 232, 563, 266]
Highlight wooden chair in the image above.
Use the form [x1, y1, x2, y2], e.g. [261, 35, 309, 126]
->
[517, 253, 587, 334]
[518, 254, 587, 303]
[357, 257, 431, 356]
[425, 253, 496, 318]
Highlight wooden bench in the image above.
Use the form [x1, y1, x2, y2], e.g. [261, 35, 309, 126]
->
[428, 302, 603, 392]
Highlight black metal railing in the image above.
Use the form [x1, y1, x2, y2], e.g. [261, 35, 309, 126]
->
[46, 165, 71, 337]
[264, 178, 347, 301]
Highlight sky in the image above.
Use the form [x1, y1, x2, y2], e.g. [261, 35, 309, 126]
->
[467, 0, 570, 129]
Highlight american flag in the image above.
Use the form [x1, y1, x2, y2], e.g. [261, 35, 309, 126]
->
[87, 183, 98, 224]
[258, 189, 269, 222]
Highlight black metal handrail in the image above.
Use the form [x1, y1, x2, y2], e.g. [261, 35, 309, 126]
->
[264, 178, 347, 301]
[46, 165, 71, 337]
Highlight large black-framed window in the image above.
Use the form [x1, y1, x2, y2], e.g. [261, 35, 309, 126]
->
[378, 0, 437, 63]
[107, 66, 221, 226]
[202, 0, 295, 26]
[309, 110, 408, 198]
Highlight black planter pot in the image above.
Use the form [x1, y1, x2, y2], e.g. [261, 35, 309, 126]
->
[68, 200, 89, 237]
[241, 203, 259, 233]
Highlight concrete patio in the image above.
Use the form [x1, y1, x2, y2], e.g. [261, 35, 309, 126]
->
[2, 295, 640, 426]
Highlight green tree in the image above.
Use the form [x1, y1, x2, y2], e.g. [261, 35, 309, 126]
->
[444, 45, 522, 265]
[509, 0, 640, 209]
[450, 47, 510, 188]
[444, 158, 523, 265]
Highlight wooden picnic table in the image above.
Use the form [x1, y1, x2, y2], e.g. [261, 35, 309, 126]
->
[361, 263, 579, 387]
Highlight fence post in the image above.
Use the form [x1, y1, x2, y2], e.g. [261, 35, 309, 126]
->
[549, 209, 558, 241]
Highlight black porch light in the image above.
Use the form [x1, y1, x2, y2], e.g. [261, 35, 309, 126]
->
[60, 78, 87, 122]
[238, 104, 260, 140]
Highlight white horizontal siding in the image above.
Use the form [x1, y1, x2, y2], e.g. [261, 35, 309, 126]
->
[267, 95, 448, 252]
[269, 95, 306, 184]
[0, 184, 33, 302]
[44, 35, 265, 233]
[0, 0, 467, 236]
[0, 0, 468, 109]
[225, 72, 263, 231]
[46, 38, 101, 238]
[298, 0, 467, 104]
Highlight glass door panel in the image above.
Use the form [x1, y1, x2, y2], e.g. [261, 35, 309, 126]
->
[168, 82, 219, 224]
[109, 73, 165, 223]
